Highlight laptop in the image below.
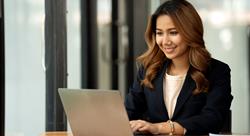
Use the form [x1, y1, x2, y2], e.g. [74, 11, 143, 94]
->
[58, 88, 134, 136]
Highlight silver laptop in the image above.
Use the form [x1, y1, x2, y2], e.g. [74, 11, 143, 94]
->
[58, 88, 133, 136]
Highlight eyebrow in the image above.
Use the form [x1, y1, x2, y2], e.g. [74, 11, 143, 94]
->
[156, 28, 176, 31]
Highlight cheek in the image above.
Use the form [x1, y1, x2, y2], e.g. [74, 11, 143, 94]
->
[171, 36, 183, 45]
[178, 43, 189, 55]
[155, 37, 162, 45]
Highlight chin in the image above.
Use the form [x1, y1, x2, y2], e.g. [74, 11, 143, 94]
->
[164, 54, 176, 60]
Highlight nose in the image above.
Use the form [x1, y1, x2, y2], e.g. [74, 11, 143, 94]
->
[163, 34, 171, 45]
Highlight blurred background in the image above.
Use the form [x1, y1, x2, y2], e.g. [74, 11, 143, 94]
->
[2, 0, 250, 135]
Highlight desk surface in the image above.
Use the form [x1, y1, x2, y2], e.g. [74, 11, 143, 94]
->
[40, 132, 73, 136]
[41, 131, 250, 136]
[41, 132, 176, 136]
[41, 131, 172, 136]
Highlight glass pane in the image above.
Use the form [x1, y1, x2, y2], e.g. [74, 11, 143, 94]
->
[67, 0, 81, 89]
[5, 0, 45, 136]
[97, 0, 112, 89]
[67, 0, 81, 132]
[118, 0, 129, 98]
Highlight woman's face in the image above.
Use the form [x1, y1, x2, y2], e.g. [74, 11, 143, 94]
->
[155, 15, 189, 61]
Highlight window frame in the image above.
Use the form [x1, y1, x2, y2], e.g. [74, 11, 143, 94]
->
[0, 0, 5, 134]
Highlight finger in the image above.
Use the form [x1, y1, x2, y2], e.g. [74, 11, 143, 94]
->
[129, 121, 139, 132]
[130, 125, 136, 132]
[129, 120, 140, 126]
[129, 120, 148, 132]
[137, 120, 145, 124]
[129, 120, 136, 123]
[138, 127, 147, 132]
[132, 123, 143, 132]
[138, 123, 149, 131]
[129, 121, 139, 129]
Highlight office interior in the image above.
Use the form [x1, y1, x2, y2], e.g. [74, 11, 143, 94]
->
[0, 0, 250, 135]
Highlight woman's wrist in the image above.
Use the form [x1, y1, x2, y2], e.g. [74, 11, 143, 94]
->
[151, 122, 170, 135]
[151, 121, 185, 135]
[170, 121, 185, 135]
[151, 123, 163, 134]
[167, 120, 175, 135]
[162, 120, 183, 135]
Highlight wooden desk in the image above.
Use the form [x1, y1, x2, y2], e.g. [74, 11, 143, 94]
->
[40, 131, 73, 136]
[40, 132, 171, 136]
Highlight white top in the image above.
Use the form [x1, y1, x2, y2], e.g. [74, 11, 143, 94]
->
[163, 72, 186, 119]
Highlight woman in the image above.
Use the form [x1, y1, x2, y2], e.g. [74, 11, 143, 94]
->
[125, 0, 233, 135]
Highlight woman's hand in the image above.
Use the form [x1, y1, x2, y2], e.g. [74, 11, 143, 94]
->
[129, 120, 160, 134]
[129, 120, 185, 135]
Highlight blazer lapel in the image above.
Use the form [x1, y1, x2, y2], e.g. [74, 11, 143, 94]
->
[153, 60, 170, 120]
[172, 72, 196, 119]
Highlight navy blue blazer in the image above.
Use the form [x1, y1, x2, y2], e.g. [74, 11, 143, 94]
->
[125, 58, 233, 135]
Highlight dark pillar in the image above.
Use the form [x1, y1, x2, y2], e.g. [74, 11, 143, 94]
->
[111, 0, 119, 89]
[126, 0, 134, 93]
[80, 0, 98, 89]
[45, 0, 68, 131]
[126, 0, 149, 93]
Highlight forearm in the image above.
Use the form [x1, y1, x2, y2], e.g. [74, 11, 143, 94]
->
[154, 120, 185, 135]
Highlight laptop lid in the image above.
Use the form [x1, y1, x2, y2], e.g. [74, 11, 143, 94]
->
[58, 88, 133, 136]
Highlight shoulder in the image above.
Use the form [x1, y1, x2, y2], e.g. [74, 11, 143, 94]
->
[208, 58, 230, 72]
[206, 58, 231, 79]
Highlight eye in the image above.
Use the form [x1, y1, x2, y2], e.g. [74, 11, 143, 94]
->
[156, 31, 163, 36]
[169, 31, 178, 35]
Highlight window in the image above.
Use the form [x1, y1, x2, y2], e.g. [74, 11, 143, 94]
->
[5, 0, 45, 135]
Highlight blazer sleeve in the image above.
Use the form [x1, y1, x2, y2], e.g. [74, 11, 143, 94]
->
[176, 63, 233, 134]
[125, 66, 147, 120]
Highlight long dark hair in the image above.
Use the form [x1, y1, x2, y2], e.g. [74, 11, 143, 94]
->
[137, 0, 211, 94]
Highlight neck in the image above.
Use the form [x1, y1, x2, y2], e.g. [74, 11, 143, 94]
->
[168, 58, 189, 76]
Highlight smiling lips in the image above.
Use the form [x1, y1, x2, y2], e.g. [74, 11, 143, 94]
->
[163, 46, 176, 53]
